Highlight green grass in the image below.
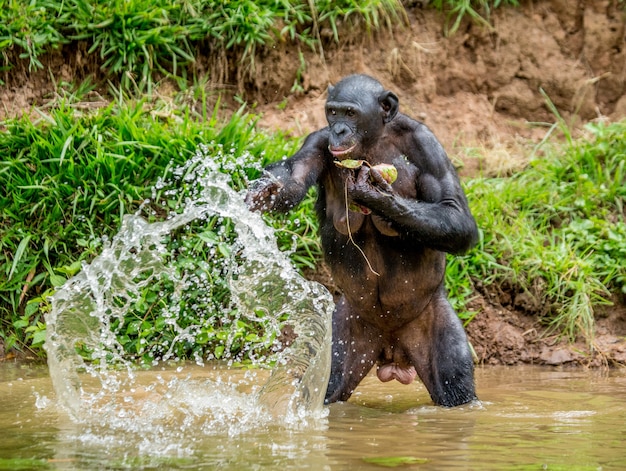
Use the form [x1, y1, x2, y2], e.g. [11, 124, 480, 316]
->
[462, 120, 626, 341]
[0, 91, 314, 358]
[0, 0, 527, 90]
[0, 0, 404, 90]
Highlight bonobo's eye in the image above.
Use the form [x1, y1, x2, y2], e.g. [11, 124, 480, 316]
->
[327, 107, 336, 116]
[346, 108, 356, 118]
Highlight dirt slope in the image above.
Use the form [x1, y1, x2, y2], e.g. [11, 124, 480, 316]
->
[253, 0, 625, 176]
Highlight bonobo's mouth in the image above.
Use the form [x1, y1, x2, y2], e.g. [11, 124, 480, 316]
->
[329, 143, 357, 158]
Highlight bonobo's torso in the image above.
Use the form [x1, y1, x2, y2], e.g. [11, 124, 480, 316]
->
[316, 119, 447, 331]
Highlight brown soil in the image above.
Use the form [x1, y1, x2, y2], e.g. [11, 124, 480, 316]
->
[251, 0, 625, 175]
[2, 0, 625, 365]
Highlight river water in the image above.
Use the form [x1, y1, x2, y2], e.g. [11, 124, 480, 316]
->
[1, 363, 625, 470]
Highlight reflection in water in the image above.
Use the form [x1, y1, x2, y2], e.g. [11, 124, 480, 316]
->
[1, 365, 626, 470]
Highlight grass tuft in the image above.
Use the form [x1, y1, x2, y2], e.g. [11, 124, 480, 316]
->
[432, 0, 519, 35]
[464, 120, 626, 342]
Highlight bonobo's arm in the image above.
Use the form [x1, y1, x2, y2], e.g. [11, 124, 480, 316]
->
[349, 126, 478, 254]
[246, 130, 328, 212]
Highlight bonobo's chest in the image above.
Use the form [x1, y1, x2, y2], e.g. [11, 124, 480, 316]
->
[322, 148, 419, 237]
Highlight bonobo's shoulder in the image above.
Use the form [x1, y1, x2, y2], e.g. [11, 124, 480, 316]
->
[387, 113, 419, 133]
[389, 114, 439, 142]
[390, 114, 445, 153]
[390, 114, 452, 176]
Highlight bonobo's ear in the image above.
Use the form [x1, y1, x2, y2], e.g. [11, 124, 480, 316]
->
[378, 90, 399, 123]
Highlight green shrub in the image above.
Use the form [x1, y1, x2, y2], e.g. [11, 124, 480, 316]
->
[0, 97, 306, 356]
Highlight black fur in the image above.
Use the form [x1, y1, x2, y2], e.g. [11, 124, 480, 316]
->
[245, 74, 478, 407]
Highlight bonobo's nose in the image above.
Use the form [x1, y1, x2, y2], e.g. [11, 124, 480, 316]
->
[332, 122, 350, 136]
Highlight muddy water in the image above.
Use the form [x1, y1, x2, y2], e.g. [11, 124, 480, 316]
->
[1, 363, 625, 470]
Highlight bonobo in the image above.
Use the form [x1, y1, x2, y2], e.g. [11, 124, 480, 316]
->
[245, 74, 478, 407]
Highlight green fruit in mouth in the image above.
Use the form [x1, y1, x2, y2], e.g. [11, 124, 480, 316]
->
[334, 159, 365, 169]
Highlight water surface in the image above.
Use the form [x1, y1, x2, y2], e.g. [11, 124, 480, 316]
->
[1, 363, 625, 470]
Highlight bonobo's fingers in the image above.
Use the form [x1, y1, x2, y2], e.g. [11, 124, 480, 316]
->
[356, 165, 371, 185]
[347, 166, 375, 204]
[350, 166, 373, 193]
[244, 178, 283, 212]
[349, 166, 394, 205]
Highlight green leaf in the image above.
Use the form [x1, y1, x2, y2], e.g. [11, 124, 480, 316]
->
[217, 242, 231, 258]
[362, 456, 428, 467]
[334, 159, 364, 169]
[9, 235, 31, 280]
[196, 332, 209, 345]
[56, 260, 83, 276]
[198, 230, 219, 244]
[24, 301, 40, 317]
[49, 274, 67, 287]
[214, 345, 225, 359]
[13, 318, 29, 329]
[32, 329, 47, 346]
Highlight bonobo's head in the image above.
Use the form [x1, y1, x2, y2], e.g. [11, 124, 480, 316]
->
[325, 74, 399, 159]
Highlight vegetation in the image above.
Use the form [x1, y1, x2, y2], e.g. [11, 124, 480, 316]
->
[1, 0, 624, 361]
[0, 0, 526, 91]
[0, 90, 320, 360]
[432, 0, 520, 35]
[461, 119, 626, 341]
[0, 0, 403, 91]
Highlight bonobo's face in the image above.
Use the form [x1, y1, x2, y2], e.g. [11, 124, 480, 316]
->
[325, 75, 397, 159]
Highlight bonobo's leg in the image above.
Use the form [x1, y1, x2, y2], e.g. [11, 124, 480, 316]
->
[399, 292, 476, 407]
[324, 296, 384, 404]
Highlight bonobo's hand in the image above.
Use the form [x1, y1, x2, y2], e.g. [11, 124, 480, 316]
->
[347, 165, 394, 208]
[245, 176, 283, 212]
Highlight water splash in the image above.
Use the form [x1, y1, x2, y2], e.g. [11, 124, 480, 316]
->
[44, 144, 334, 443]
